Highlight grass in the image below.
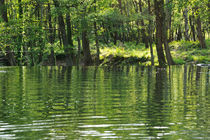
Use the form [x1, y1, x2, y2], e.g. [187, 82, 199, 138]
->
[96, 41, 158, 66]
[93, 39, 210, 66]
[170, 39, 210, 64]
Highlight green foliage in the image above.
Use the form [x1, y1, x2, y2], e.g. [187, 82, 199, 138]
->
[0, 0, 209, 66]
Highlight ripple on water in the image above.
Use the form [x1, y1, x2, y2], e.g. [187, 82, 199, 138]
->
[0, 66, 209, 139]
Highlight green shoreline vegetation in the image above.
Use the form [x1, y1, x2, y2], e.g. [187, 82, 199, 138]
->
[41, 39, 209, 66]
[0, 0, 209, 66]
[97, 40, 210, 66]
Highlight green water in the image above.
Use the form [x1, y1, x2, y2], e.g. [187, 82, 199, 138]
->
[0, 66, 209, 140]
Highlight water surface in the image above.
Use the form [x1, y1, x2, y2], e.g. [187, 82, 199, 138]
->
[0, 66, 209, 139]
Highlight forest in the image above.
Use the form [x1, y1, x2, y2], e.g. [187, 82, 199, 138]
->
[0, 0, 209, 66]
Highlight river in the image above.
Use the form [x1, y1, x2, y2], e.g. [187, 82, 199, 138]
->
[0, 66, 209, 139]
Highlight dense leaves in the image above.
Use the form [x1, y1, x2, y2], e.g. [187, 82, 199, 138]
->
[0, 0, 208, 66]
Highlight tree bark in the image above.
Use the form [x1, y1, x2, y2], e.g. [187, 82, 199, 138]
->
[189, 15, 196, 41]
[17, 0, 23, 65]
[147, 0, 154, 65]
[77, 37, 81, 65]
[0, 0, 17, 66]
[66, 13, 74, 47]
[154, 0, 166, 66]
[183, 8, 190, 41]
[82, 30, 93, 66]
[53, 0, 73, 66]
[48, 3, 55, 65]
[196, 15, 206, 48]
[94, 0, 100, 65]
[81, 6, 93, 66]
[139, 0, 149, 48]
[177, 25, 182, 41]
[163, 0, 175, 65]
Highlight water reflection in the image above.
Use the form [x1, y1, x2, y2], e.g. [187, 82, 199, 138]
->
[0, 66, 209, 139]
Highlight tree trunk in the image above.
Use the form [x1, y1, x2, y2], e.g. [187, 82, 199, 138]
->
[183, 8, 190, 41]
[189, 15, 196, 41]
[177, 26, 182, 41]
[53, 0, 73, 66]
[94, 22, 100, 65]
[48, 4, 54, 44]
[147, 0, 154, 65]
[0, 0, 17, 66]
[77, 37, 81, 65]
[17, 0, 23, 65]
[196, 15, 206, 48]
[163, 0, 175, 65]
[117, 0, 123, 42]
[154, 0, 166, 66]
[48, 3, 55, 65]
[133, 1, 140, 45]
[139, 0, 149, 48]
[66, 13, 73, 47]
[169, 27, 174, 42]
[81, 6, 93, 66]
[66, 13, 74, 65]
[94, 0, 100, 65]
[82, 30, 93, 66]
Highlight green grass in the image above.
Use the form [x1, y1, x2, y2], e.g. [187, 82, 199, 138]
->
[170, 39, 210, 64]
[91, 39, 210, 65]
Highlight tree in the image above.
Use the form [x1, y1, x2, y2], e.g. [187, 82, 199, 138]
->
[154, 0, 166, 66]
[0, 0, 17, 65]
[53, 0, 73, 66]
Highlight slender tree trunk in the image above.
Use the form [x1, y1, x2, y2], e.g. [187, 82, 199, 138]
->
[66, 13, 73, 47]
[189, 15, 196, 41]
[168, 7, 173, 42]
[177, 25, 182, 41]
[38, 3, 44, 63]
[48, 3, 55, 65]
[77, 37, 81, 65]
[82, 30, 93, 65]
[163, 0, 175, 65]
[154, 0, 166, 66]
[183, 8, 190, 41]
[133, 1, 140, 45]
[48, 4, 54, 44]
[139, 0, 149, 48]
[147, 0, 154, 65]
[169, 27, 174, 42]
[117, 0, 123, 42]
[94, 0, 100, 65]
[94, 22, 100, 65]
[66, 13, 74, 65]
[196, 15, 206, 48]
[81, 7, 93, 66]
[17, 0, 23, 65]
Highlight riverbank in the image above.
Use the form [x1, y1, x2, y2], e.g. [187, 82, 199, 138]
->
[97, 40, 210, 66]
[0, 40, 209, 66]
